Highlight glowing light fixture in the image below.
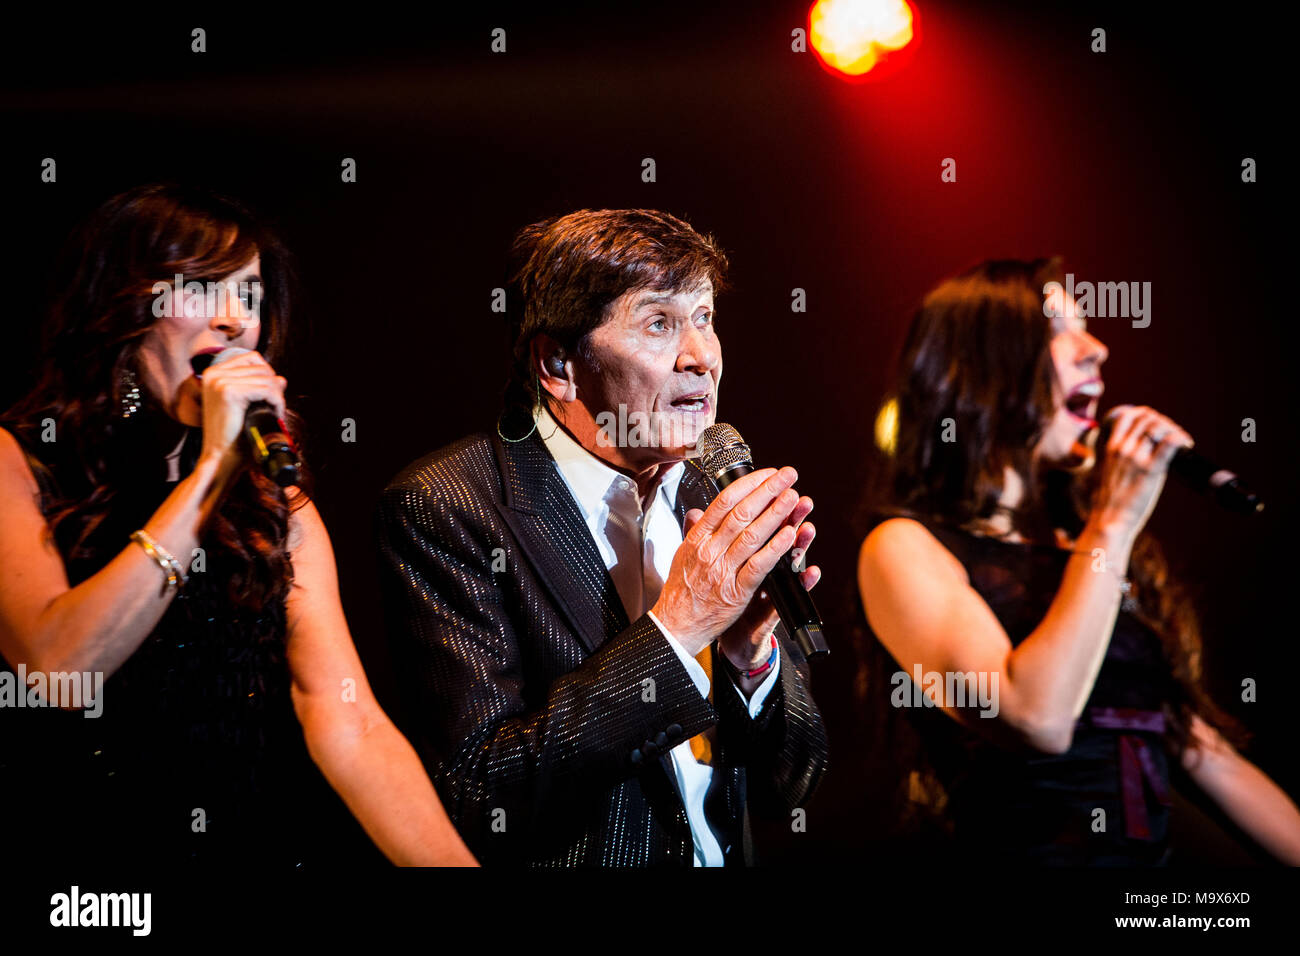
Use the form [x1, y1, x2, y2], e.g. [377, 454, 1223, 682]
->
[809, 0, 916, 81]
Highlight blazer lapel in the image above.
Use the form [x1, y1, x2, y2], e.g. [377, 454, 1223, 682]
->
[492, 431, 629, 654]
[490, 434, 719, 655]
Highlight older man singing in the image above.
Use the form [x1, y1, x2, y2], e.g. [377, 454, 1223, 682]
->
[376, 209, 828, 866]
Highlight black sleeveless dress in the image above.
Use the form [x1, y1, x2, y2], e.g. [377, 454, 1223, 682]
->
[0, 420, 326, 867]
[867, 514, 1179, 866]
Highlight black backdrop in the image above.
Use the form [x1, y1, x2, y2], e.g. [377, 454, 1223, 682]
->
[2, 1, 1293, 865]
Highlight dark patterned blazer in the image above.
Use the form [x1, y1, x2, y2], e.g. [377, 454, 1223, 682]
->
[376, 428, 828, 866]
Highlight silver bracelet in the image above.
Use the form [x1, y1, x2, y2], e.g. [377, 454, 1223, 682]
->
[129, 529, 188, 596]
[1069, 546, 1136, 611]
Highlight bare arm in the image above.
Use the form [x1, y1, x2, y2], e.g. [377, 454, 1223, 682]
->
[1182, 715, 1300, 865]
[284, 495, 477, 866]
[0, 427, 235, 678]
[0, 351, 285, 680]
[858, 516, 1130, 752]
[857, 405, 1193, 754]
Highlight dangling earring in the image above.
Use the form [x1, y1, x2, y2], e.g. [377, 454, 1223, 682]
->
[118, 366, 142, 419]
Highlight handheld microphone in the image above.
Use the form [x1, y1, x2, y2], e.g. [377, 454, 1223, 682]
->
[697, 423, 829, 660]
[189, 347, 301, 488]
[1099, 408, 1262, 515]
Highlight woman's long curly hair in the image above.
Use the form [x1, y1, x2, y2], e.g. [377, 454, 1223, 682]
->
[3, 183, 309, 611]
[855, 257, 1246, 831]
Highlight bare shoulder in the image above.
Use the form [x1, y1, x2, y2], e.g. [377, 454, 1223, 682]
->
[861, 516, 932, 552]
[0, 427, 43, 505]
[282, 491, 347, 632]
[285, 488, 328, 557]
[859, 516, 967, 583]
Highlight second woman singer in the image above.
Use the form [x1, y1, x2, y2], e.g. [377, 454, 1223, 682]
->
[856, 258, 1300, 865]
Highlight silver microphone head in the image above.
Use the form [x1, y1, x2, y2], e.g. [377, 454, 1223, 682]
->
[191, 346, 251, 377]
[698, 423, 753, 480]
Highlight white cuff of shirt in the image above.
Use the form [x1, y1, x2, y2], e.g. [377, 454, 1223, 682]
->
[646, 610, 710, 697]
[646, 611, 780, 718]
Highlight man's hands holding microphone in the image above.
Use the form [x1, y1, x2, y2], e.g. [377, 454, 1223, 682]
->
[649, 466, 820, 687]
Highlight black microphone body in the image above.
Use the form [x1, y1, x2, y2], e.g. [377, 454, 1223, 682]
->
[190, 348, 301, 488]
[697, 425, 829, 660]
[1098, 408, 1262, 514]
[1168, 446, 1262, 515]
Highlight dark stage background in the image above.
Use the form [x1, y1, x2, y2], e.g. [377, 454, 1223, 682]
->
[2, 2, 1293, 865]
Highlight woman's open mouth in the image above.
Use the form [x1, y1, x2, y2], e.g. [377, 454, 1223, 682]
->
[1064, 380, 1102, 428]
[189, 346, 227, 380]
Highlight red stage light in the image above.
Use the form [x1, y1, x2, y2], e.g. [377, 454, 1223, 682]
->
[808, 0, 917, 82]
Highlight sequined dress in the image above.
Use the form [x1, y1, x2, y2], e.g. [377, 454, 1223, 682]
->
[0, 422, 322, 866]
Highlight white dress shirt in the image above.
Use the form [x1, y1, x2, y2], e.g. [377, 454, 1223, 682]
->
[537, 405, 780, 867]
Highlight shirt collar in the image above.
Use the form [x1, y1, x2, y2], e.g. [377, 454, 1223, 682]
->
[538, 404, 684, 518]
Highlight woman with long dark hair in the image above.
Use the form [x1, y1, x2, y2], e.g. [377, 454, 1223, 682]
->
[856, 258, 1300, 864]
[0, 184, 476, 866]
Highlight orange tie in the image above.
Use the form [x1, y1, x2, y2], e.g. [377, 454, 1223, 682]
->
[689, 646, 717, 765]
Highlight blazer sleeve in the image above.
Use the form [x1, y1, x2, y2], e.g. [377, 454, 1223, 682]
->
[711, 625, 829, 817]
[375, 479, 717, 858]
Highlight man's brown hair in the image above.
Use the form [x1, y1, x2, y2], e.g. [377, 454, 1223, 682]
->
[502, 208, 729, 428]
